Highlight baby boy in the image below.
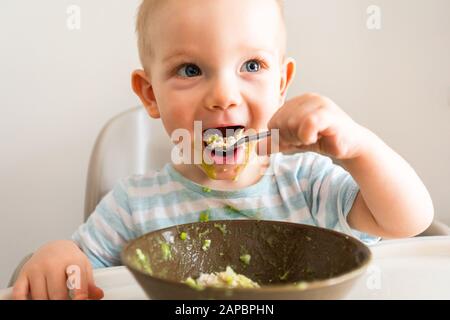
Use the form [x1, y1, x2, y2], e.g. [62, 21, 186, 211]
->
[12, 0, 433, 299]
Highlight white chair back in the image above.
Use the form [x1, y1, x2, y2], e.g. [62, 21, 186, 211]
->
[84, 107, 172, 221]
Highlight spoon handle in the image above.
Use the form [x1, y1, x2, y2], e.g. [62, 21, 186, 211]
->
[237, 130, 271, 147]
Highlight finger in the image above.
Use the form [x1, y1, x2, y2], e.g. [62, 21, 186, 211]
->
[12, 275, 30, 300]
[268, 93, 320, 130]
[88, 283, 104, 300]
[85, 262, 104, 300]
[29, 273, 49, 300]
[296, 109, 330, 145]
[47, 270, 69, 300]
[269, 100, 322, 145]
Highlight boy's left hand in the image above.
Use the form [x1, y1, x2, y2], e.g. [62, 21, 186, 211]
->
[259, 93, 370, 160]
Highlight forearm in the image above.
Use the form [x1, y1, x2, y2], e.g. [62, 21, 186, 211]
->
[341, 128, 434, 237]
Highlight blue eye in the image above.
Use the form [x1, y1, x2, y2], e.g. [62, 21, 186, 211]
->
[177, 64, 202, 77]
[242, 60, 261, 73]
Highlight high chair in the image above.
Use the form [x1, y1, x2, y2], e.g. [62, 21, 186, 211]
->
[83, 106, 172, 221]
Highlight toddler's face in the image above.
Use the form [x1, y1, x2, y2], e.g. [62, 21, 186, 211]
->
[135, 0, 294, 180]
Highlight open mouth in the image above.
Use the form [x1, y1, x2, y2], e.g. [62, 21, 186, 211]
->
[203, 125, 246, 163]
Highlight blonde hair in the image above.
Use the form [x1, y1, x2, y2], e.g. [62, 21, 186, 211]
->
[136, 0, 285, 72]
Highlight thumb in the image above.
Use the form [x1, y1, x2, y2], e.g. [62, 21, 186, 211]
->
[85, 263, 104, 300]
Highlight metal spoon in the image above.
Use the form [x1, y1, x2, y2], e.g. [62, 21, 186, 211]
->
[206, 130, 271, 155]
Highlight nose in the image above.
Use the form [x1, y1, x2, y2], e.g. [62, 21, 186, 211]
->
[204, 73, 242, 111]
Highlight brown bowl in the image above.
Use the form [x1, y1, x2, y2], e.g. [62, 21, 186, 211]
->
[121, 220, 371, 300]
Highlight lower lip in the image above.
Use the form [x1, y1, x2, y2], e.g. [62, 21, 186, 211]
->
[210, 146, 245, 165]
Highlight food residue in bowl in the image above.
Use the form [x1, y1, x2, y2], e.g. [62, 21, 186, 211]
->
[198, 228, 211, 239]
[160, 242, 172, 261]
[202, 239, 211, 251]
[214, 223, 228, 235]
[135, 248, 153, 275]
[239, 254, 251, 265]
[184, 266, 260, 290]
[279, 270, 290, 281]
[179, 231, 187, 241]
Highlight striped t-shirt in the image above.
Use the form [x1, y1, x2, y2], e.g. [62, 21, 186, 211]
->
[72, 152, 380, 268]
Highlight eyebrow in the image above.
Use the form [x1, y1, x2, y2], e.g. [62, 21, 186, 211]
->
[239, 45, 277, 53]
[244, 48, 277, 58]
[162, 47, 277, 64]
[162, 50, 197, 64]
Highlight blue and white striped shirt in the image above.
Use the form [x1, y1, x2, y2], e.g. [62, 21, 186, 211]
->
[72, 152, 379, 268]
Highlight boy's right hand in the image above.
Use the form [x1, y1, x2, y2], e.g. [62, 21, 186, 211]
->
[12, 240, 104, 300]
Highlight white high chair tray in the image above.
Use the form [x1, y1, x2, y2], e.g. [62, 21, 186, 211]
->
[346, 236, 450, 299]
[1, 236, 449, 300]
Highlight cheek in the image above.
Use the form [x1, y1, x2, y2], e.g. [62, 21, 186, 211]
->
[160, 105, 193, 134]
[155, 87, 199, 133]
[252, 104, 278, 128]
[246, 76, 282, 124]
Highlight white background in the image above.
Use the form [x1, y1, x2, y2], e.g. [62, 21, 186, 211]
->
[0, 0, 449, 288]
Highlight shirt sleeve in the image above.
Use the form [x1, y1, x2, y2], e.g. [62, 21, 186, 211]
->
[72, 178, 136, 268]
[299, 152, 380, 245]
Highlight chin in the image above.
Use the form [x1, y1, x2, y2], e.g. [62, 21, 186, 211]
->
[211, 165, 246, 181]
[199, 144, 252, 181]
[198, 162, 248, 181]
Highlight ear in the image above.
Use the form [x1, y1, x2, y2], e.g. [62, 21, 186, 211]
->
[131, 70, 161, 119]
[279, 57, 296, 105]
